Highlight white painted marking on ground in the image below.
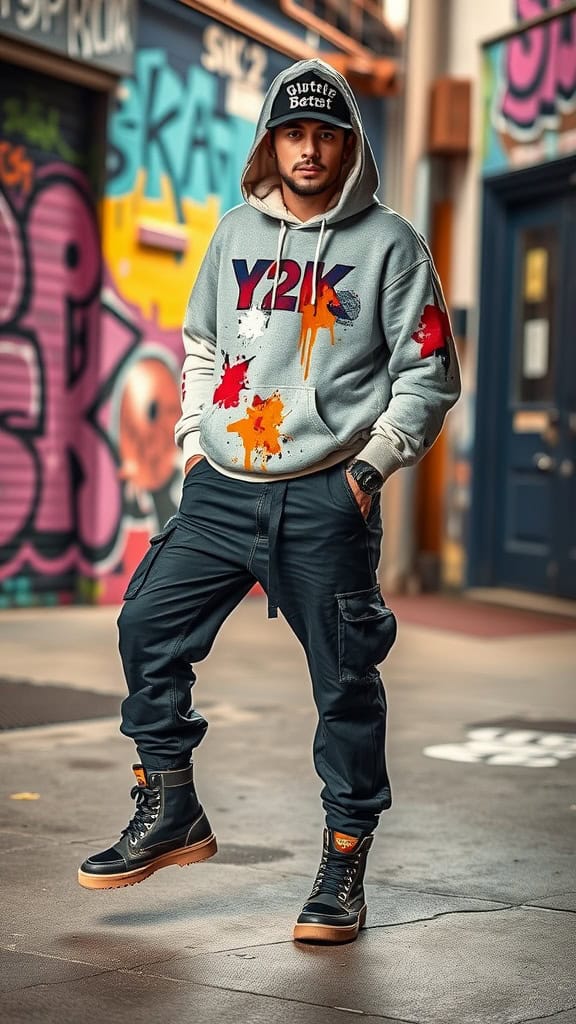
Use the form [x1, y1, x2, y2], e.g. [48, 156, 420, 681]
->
[423, 728, 576, 768]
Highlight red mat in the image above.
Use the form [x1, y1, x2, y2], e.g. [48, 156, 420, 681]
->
[386, 595, 576, 639]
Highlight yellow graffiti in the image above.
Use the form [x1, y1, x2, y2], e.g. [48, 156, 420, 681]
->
[101, 170, 220, 330]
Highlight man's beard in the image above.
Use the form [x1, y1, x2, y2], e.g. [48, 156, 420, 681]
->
[279, 167, 341, 198]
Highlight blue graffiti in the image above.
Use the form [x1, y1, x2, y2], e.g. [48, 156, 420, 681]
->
[107, 50, 256, 216]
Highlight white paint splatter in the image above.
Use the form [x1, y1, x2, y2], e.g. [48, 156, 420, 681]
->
[238, 307, 269, 342]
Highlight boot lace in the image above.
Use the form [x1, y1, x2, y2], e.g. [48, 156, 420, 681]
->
[121, 785, 161, 847]
[310, 849, 361, 904]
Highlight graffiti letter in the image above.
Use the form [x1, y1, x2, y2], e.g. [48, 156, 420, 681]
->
[15, 0, 41, 32]
[0, 337, 41, 552]
[233, 258, 273, 309]
[113, 0, 133, 53]
[501, 9, 576, 137]
[299, 262, 354, 307]
[180, 66, 228, 205]
[201, 24, 227, 75]
[555, 9, 576, 98]
[42, 0, 65, 32]
[261, 259, 301, 311]
[139, 50, 181, 206]
[0, 191, 24, 324]
[107, 76, 143, 195]
[68, 0, 93, 58]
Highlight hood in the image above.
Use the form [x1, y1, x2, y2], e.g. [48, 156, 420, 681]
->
[241, 59, 380, 228]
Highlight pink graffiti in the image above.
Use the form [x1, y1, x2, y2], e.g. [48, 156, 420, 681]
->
[501, 2, 576, 137]
[0, 167, 136, 579]
[0, 191, 24, 323]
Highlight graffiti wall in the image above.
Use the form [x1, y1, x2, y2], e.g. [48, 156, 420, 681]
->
[0, 66, 109, 608]
[0, 3, 290, 607]
[96, 0, 291, 602]
[482, 0, 576, 174]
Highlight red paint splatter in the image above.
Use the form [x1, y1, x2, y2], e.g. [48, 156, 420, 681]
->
[213, 354, 253, 408]
[411, 304, 451, 359]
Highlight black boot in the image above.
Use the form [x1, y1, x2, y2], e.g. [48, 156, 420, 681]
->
[78, 764, 217, 889]
[293, 829, 373, 943]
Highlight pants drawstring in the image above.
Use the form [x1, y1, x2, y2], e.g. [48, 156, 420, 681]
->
[267, 480, 288, 618]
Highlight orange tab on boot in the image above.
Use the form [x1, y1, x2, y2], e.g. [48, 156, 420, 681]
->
[132, 765, 147, 787]
[333, 832, 359, 853]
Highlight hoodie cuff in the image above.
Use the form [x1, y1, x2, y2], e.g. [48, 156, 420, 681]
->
[181, 431, 205, 464]
[354, 436, 404, 484]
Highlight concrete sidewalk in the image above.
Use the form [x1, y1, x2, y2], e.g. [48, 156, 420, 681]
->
[1, 600, 575, 1024]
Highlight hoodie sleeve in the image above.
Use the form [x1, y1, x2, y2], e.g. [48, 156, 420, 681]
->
[173, 236, 220, 464]
[355, 258, 461, 482]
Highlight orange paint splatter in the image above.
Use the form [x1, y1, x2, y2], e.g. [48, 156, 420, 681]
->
[227, 392, 291, 471]
[0, 142, 34, 196]
[297, 282, 342, 380]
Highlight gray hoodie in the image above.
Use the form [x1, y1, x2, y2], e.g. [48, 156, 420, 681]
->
[175, 59, 461, 482]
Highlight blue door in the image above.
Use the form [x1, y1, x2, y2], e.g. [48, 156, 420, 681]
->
[495, 191, 576, 597]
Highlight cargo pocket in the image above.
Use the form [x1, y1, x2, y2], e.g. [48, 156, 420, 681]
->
[123, 520, 178, 599]
[337, 585, 397, 683]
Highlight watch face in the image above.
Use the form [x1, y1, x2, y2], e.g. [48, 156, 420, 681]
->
[352, 466, 383, 493]
[361, 472, 382, 495]
[349, 462, 382, 495]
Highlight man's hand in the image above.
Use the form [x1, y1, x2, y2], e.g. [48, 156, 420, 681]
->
[184, 454, 205, 476]
[345, 470, 372, 520]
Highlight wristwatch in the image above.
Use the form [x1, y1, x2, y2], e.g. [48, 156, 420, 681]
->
[346, 459, 384, 496]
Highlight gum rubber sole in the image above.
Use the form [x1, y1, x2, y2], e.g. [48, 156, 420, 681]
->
[293, 904, 367, 944]
[77, 834, 217, 890]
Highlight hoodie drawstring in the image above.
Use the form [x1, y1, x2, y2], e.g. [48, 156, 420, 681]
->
[269, 217, 327, 318]
[270, 219, 287, 313]
[311, 218, 326, 311]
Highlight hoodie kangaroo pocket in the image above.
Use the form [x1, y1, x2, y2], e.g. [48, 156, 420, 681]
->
[200, 385, 341, 474]
[337, 585, 397, 683]
[123, 520, 178, 599]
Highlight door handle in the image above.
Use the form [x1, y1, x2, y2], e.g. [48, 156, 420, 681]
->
[533, 452, 556, 472]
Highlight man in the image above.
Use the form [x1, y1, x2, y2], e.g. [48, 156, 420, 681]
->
[78, 59, 460, 944]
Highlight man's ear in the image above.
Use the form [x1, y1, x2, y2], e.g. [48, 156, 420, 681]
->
[265, 129, 276, 159]
[343, 130, 356, 161]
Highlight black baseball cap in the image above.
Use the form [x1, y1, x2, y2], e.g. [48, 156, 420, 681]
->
[266, 71, 353, 130]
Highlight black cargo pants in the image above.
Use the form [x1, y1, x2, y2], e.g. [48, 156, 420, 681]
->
[118, 459, 396, 835]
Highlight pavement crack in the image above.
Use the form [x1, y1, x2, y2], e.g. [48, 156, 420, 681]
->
[0, 945, 99, 968]
[520, 903, 576, 915]
[365, 902, 516, 931]
[370, 883, 516, 906]
[137, 938, 295, 968]
[3, 967, 115, 996]
[133, 973, 419, 1023]
[516, 1005, 576, 1024]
